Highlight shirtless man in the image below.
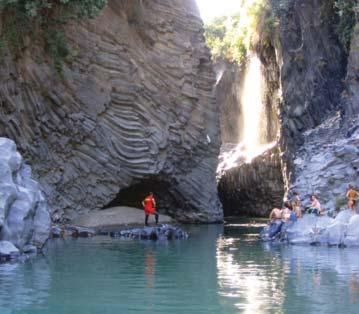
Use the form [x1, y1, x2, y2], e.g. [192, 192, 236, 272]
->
[269, 207, 282, 222]
[268, 207, 283, 238]
[291, 192, 302, 218]
[347, 185, 359, 203]
[348, 199, 357, 213]
[282, 201, 294, 222]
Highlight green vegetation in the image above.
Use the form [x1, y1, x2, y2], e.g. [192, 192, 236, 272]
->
[334, 0, 358, 52]
[0, 0, 107, 71]
[204, 0, 278, 64]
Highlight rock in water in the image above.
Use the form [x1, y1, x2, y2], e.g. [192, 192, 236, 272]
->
[0, 138, 51, 252]
[0, 241, 20, 261]
[110, 225, 188, 240]
[261, 211, 359, 247]
[0, 0, 222, 223]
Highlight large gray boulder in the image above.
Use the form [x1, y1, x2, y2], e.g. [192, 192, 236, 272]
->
[0, 240, 20, 260]
[0, 138, 51, 251]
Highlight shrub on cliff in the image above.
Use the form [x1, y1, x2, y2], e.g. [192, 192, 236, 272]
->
[204, 0, 278, 65]
[335, 0, 358, 52]
[0, 0, 107, 71]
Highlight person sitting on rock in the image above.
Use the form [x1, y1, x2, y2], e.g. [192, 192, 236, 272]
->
[347, 185, 359, 205]
[348, 199, 357, 213]
[269, 207, 282, 222]
[291, 191, 302, 219]
[283, 201, 297, 222]
[142, 192, 159, 226]
[306, 195, 323, 215]
[268, 208, 283, 238]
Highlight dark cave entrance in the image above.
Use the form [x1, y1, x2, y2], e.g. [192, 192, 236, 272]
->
[103, 178, 180, 216]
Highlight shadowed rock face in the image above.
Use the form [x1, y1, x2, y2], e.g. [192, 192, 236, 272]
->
[271, 0, 348, 187]
[218, 145, 284, 217]
[273, 0, 359, 207]
[0, 0, 222, 223]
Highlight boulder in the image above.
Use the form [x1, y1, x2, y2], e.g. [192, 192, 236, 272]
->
[0, 138, 51, 252]
[261, 210, 359, 247]
[110, 224, 188, 240]
[0, 241, 20, 261]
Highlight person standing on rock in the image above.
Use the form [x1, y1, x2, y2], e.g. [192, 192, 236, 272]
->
[142, 192, 159, 226]
[346, 185, 359, 204]
[291, 191, 302, 218]
[348, 199, 357, 213]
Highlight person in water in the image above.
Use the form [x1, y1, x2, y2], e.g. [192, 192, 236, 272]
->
[142, 192, 159, 226]
[291, 191, 302, 218]
[306, 195, 323, 215]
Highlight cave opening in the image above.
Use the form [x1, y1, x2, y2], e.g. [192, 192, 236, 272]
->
[103, 178, 180, 217]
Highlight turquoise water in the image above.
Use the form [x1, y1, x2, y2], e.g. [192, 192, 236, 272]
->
[1, 220, 359, 314]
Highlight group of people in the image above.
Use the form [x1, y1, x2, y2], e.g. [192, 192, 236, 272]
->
[269, 184, 359, 224]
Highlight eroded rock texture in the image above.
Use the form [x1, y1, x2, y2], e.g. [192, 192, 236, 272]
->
[0, 0, 222, 223]
[0, 138, 51, 251]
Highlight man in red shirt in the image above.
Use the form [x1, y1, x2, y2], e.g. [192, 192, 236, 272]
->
[142, 192, 159, 226]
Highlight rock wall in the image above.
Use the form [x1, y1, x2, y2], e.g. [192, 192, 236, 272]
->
[272, 0, 358, 209]
[214, 60, 244, 143]
[0, 138, 51, 251]
[0, 0, 222, 223]
[218, 145, 284, 217]
[271, 0, 348, 188]
[217, 0, 357, 217]
[288, 18, 359, 210]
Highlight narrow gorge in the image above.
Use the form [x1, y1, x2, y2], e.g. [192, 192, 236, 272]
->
[216, 0, 358, 217]
[0, 0, 358, 253]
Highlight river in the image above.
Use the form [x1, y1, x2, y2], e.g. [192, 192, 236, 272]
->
[1, 219, 359, 313]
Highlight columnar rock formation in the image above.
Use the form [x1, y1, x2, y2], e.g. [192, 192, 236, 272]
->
[0, 0, 222, 223]
[217, 0, 358, 217]
[218, 145, 284, 217]
[0, 138, 51, 254]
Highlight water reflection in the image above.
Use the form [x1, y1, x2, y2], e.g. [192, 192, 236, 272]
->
[0, 258, 50, 313]
[217, 222, 359, 313]
[145, 250, 155, 289]
[216, 236, 285, 313]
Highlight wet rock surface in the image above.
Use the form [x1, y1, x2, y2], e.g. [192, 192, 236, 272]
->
[50, 225, 96, 238]
[110, 224, 188, 241]
[0, 241, 20, 262]
[0, 0, 222, 223]
[261, 210, 359, 247]
[0, 138, 51, 258]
